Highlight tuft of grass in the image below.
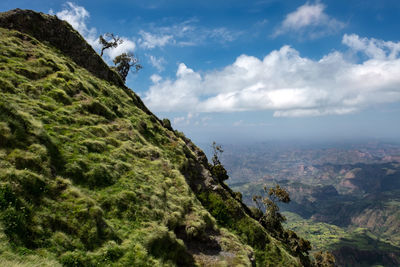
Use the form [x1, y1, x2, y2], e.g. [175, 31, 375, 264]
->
[48, 89, 72, 105]
[83, 100, 116, 120]
[0, 77, 15, 93]
[81, 139, 107, 153]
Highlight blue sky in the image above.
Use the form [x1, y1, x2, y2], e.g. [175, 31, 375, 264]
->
[1, 0, 400, 144]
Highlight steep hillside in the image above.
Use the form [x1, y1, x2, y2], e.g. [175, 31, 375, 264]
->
[0, 9, 312, 266]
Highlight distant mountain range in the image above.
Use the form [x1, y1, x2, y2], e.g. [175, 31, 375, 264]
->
[226, 141, 400, 266]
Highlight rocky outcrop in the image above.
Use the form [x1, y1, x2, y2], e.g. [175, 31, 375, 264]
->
[0, 9, 123, 87]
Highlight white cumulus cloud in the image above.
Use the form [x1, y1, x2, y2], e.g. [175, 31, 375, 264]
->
[143, 34, 400, 117]
[274, 2, 345, 39]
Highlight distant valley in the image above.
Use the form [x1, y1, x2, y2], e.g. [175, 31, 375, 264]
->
[221, 141, 400, 266]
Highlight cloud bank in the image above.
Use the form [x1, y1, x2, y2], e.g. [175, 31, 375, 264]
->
[144, 34, 400, 117]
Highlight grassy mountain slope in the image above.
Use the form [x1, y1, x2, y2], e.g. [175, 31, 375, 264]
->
[0, 9, 311, 266]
